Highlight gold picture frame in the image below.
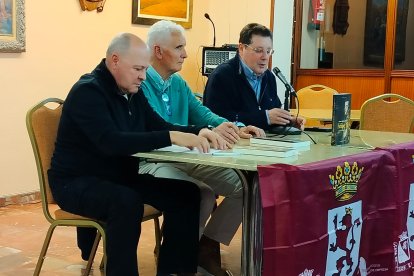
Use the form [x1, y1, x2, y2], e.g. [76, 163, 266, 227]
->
[78, 0, 107, 13]
[0, 0, 25, 53]
[132, 0, 193, 29]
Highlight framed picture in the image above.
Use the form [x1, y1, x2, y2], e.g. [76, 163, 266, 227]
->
[363, 0, 408, 67]
[132, 0, 193, 29]
[0, 0, 25, 53]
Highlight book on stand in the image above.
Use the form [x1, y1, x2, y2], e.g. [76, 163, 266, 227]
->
[331, 93, 351, 146]
[250, 137, 311, 149]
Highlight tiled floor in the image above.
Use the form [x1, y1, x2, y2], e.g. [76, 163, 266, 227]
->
[0, 202, 241, 276]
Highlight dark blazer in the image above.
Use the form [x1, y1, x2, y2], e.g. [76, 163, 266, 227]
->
[203, 54, 282, 130]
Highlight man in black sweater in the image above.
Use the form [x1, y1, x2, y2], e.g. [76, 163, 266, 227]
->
[48, 33, 225, 276]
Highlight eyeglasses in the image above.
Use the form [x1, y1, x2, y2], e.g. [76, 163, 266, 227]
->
[161, 92, 172, 116]
[244, 44, 274, 55]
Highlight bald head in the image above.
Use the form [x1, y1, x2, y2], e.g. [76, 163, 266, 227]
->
[106, 33, 147, 59]
[105, 33, 150, 94]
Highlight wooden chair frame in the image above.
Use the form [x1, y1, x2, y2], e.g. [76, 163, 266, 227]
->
[27, 98, 162, 275]
[296, 84, 338, 109]
[360, 93, 414, 133]
[296, 84, 338, 127]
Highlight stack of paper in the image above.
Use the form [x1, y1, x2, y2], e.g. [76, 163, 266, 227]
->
[250, 137, 311, 149]
[233, 145, 298, 157]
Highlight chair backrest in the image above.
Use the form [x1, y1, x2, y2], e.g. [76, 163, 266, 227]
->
[411, 118, 414, 133]
[193, 92, 203, 102]
[296, 84, 338, 109]
[26, 98, 64, 221]
[360, 93, 414, 133]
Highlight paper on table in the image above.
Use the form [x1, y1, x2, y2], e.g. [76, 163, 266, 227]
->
[155, 145, 195, 153]
[155, 145, 240, 156]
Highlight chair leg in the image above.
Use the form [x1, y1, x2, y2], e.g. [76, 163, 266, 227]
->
[99, 253, 107, 271]
[33, 224, 58, 276]
[83, 231, 101, 276]
[153, 217, 162, 260]
[99, 233, 106, 273]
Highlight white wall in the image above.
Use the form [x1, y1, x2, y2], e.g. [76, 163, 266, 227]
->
[0, 0, 270, 197]
[272, 0, 296, 101]
[192, 0, 271, 93]
[298, 0, 318, 69]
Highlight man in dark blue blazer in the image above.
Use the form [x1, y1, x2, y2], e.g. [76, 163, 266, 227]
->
[204, 23, 305, 131]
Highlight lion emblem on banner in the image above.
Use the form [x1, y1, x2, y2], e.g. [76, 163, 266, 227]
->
[406, 184, 414, 258]
[326, 201, 362, 275]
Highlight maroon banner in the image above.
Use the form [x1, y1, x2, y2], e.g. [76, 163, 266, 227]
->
[258, 150, 411, 276]
[379, 142, 414, 272]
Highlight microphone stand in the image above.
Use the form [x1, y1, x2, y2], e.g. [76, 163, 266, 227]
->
[204, 13, 216, 47]
[283, 83, 291, 112]
[268, 85, 302, 135]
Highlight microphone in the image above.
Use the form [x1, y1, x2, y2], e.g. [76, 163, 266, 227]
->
[272, 67, 297, 97]
[204, 13, 216, 47]
[268, 66, 302, 135]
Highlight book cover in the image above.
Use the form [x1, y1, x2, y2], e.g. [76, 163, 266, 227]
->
[331, 93, 351, 145]
[250, 137, 311, 149]
[233, 145, 298, 158]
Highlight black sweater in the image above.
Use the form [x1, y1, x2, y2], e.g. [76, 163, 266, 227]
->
[50, 59, 202, 182]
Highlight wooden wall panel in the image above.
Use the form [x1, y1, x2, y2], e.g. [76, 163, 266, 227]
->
[390, 78, 414, 99]
[296, 75, 385, 108]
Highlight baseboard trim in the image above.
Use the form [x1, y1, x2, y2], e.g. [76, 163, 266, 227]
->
[0, 190, 41, 207]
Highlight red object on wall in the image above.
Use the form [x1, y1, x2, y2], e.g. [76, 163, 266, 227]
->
[309, 0, 325, 30]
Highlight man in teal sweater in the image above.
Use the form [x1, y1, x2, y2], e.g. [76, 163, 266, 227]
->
[140, 20, 264, 276]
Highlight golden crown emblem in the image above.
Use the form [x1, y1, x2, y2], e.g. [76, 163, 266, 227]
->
[329, 161, 364, 201]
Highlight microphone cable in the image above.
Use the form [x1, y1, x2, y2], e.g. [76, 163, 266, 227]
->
[271, 92, 318, 145]
[293, 94, 317, 144]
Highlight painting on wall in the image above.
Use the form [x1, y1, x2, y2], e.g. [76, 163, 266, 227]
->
[0, 0, 25, 52]
[132, 0, 193, 29]
[363, 0, 409, 67]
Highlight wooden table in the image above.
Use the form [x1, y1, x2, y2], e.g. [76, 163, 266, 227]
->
[290, 108, 361, 122]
